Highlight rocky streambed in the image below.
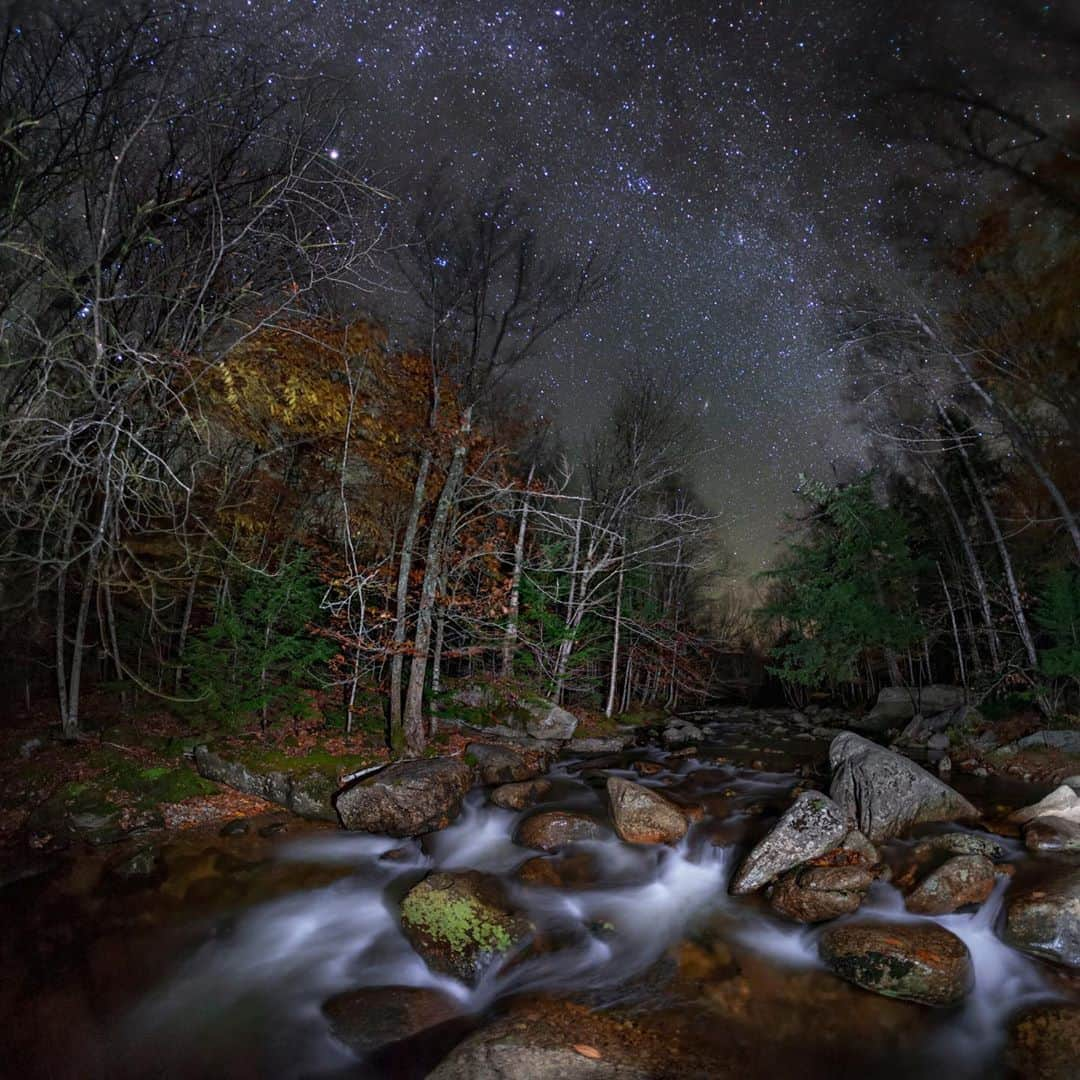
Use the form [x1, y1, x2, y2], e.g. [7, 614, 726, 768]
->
[3, 707, 1079, 1079]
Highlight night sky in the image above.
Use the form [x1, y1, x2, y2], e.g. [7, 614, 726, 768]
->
[232, 0, 1076, 570]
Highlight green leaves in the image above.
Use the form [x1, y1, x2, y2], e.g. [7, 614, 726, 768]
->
[760, 475, 924, 688]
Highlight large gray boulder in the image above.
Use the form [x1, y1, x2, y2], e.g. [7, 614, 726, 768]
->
[729, 790, 849, 895]
[467, 742, 545, 785]
[1004, 866, 1080, 968]
[1013, 730, 1080, 753]
[335, 757, 472, 837]
[606, 777, 688, 844]
[858, 685, 966, 733]
[1009, 785, 1080, 826]
[510, 699, 579, 741]
[829, 732, 979, 842]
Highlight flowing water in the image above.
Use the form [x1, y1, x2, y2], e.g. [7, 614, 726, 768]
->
[2, 715, 1075, 1078]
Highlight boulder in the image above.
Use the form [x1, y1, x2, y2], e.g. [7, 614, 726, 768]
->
[829, 733, 979, 842]
[819, 921, 974, 1007]
[904, 854, 996, 915]
[1013, 730, 1080, 754]
[662, 720, 704, 748]
[769, 864, 874, 922]
[1005, 1004, 1080, 1080]
[1009, 785, 1080, 826]
[322, 985, 462, 1056]
[194, 745, 337, 821]
[335, 757, 472, 837]
[517, 852, 601, 889]
[425, 1016, 649, 1079]
[910, 832, 1004, 860]
[1004, 866, 1080, 968]
[490, 779, 552, 811]
[510, 700, 579, 741]
[729, 791, 849, 895]
[515, 810, 605, 852]
[400, 870, 532, 984]
[468, 743, 543, 785]
[861, 685, 967, 732]
[1024, 817, 1080, 853]
[570, 736, 631, 754]
[606, 777, 688, 845]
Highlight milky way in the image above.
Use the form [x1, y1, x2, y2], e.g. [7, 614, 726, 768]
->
[224, 0, 1075, 569]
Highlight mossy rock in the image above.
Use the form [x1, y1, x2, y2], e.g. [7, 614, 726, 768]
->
[400, 870, 533, 984]
[28, 782, 125, 846]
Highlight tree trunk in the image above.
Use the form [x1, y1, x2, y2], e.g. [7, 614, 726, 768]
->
[402, 409, 471, 755]
[937, 560, 967, 691]
[604, 555, 624, 718]
[501, 464, 535, 677]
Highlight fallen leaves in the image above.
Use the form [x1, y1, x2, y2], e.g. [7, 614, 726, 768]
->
[573, 1044, 603, 1060]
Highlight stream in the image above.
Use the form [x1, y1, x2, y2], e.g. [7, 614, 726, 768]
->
[2, 712, 1075, 1078]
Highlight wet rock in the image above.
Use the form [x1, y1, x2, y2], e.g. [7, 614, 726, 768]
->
[829, 733, 979, 842]
[904, 854, 996, 915]
[336, 757, 472, 837]
[517, 852, 601, 889]
[819, 921, 973, 1007]
[218, 819, 250, 837]
[926, 733, 950, 752]
[194, 745, 338, 821]
[662, 719, 704, 748]
[769, 864, 874, 922]
[1024, 817, 1080, 853]
[111, 844, 160, 879]
[322, 985, 462, 1056]
[400, 870, 532, 984]
[570, 736, 630, 754]
[911, 832, 1004, 860]
[1005, 1003, 1080, 1080]
[490, 779, 552, 811]
[730, 791, 849, 895]
[515, 810, 605, 852]
[1008, 784, 1080, 826]
[509, 700, 579, 741]
[258, 821, 288, 837]
[468, 743, 543, 785]
[1013, 730, 1080, 753]
[606, 777, 688, 844]
[425, 1016, 649, 1079]
[1004, 866, 1080, 968]
[632, 761, 664, 777]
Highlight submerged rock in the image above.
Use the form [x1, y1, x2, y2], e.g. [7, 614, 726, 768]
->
[1005, 1003, 1080, 1080]
[515, 810, 605, 852]
[322, 985, 462, 1056]
[606, 777, 688, 844]
[490, 778, 552, 811]
[335, 757, 472, 837]
[400, 870, 532, 985]
[1024, 817, 1080, 853]
[769, 864, 874, 922]
[517, 852, 601, 889]
[729, 791, 849, 895]
[904, 854, 996, 915]
[829, 733, 979, 842]
[1004, 866, 1080, 968]
[819, 921, 973, 1007]
[468, 743, 544, 785]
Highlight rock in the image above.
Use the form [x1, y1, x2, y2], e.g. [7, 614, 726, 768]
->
[400, 870, 532, 985]
[1062, 774, 1080, 793]
[1005, 1003, 1080, 1080]
[468, 743, 543, 785]
[632, 761, 664, 777]
[515, 810, 605, 852]
[1024, 817, 1080, 853]
[911, 832, 1004, 860]
[570, 736, 630, 754]
[829, 733, 980, 842]
[19, 737, 45, 759]
[517, 852, 601, 889]
[335, 758, 472, 837]
[729, 791, 849, 895]
[926, 732, 950, 752]
[819, 921, 974, 1007]
[662, 721, 704, 748]
[769, 864, 874, 922]
[322, 985, 462, 1056]
[860, 685, 967, 732]
[512, 700, 579, 741]
[1004, 866, 1080, 967]
[194, 745, 338, 821]
[450, 682, 505, 711]
[897, 712, 948, 746]
[258, 821, 288, 837]
[425, 1016, 649, 1079]
[490, 779, 552, 811]
[1009, 785, 1080, 826]
[111, 844, 159, 879]
[937, 755, 952, 776]
[218, 818, 250, 837]
[1013, 730, 1080, 753]
[905, 854, 996, 915]
[605, 777, 688, 845]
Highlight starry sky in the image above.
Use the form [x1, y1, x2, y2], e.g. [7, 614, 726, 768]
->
[230, 0, 1076, 571]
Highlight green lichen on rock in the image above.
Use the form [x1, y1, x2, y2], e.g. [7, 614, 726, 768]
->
[400, 870, 532, 984]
